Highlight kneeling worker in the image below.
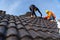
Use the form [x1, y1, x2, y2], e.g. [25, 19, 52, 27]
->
[44, 10, 56, 21]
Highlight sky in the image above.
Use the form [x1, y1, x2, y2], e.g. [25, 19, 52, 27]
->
[0, 0, 60, 20]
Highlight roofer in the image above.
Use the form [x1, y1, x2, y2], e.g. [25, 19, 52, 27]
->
[29, 4, 42, 17]
[44, 10, 56, 21]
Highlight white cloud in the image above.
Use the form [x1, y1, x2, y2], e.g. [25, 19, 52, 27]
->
[57, 21, 60, 28]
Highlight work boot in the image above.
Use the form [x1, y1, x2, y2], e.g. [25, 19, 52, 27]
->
[50, 20, 56, 22]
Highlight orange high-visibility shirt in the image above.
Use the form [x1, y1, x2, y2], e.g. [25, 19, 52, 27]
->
[46, 11, 56, 19]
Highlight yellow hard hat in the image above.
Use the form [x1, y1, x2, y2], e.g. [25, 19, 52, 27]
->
[46, 10, 49, 13]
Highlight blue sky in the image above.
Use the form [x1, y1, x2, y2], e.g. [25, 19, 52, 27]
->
[0, 0, 60, 20]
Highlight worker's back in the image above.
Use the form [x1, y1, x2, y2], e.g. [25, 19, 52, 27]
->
[48, 11, 56, 18]
[29, 5, 38, 11]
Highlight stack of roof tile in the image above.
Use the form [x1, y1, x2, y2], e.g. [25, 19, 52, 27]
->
[0, 10, 60, 40]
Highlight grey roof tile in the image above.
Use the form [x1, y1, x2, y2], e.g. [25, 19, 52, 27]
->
[14, 17, 19, 22]
[20, 37, 32, 40]
[0, 26, 6, 36]
[33, 38, 44, 40]
[6, 36, 18, 40]
[17, 24, 24, 29]
[1, 19, 8, 22]
[6, 28, 18, 37]
[16, 21, 21, 25]
[25, 25, 33, 30]
[9, 20, 15, 23]
[37, 31, 51, 39]
[48, 28, 59, 33]
[31, 18, 38, 24]
[0, 36, 3, 40]
[22, 22, 28, 25]
[0, 22, 8, 26]
[8, 23, 16, 28]
[32, 26, 41, 31]
[25, 25, 41, 31]
[9, 17, 14, 20]
[28, 30, 41, 38]
[18, 29, 30, 38]
[25, 18, 35, 23]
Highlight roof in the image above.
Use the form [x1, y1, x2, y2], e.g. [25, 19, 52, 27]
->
[0, 10, 60, 40]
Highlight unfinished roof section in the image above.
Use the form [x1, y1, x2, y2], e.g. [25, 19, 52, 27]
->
[0, 10, 60, 40]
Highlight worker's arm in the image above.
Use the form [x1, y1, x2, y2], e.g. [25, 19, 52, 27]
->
[52, 12, 56, 18]
[44, 16, 48, 19]
[48, 12, 51, 19]
[37, 8, 42, 17]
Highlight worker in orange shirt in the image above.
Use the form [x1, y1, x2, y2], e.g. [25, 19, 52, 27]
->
[44, 10, 56, 21]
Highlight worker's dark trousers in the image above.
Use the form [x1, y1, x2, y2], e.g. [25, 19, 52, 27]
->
[49, 16, 55, 20]
[31, 10, 37, 17]
[29, 7, 37, 17]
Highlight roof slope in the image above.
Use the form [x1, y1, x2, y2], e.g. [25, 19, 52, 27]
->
[0, 10, 60, 40]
